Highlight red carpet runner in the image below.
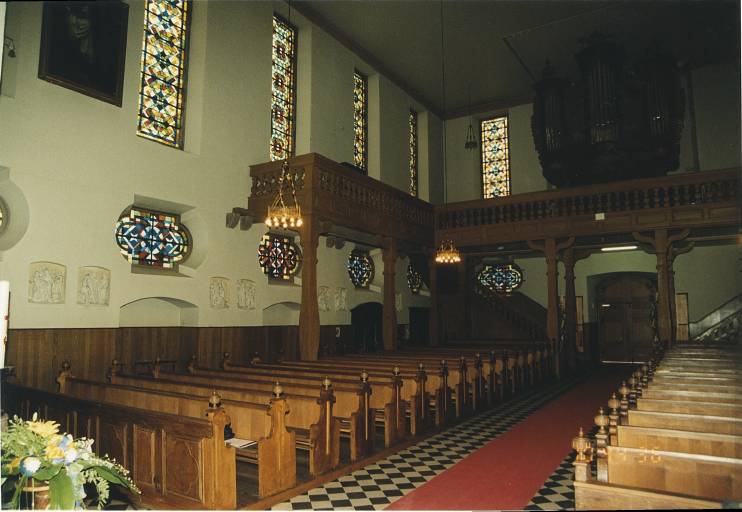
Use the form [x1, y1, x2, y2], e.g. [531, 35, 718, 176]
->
[387, 367, 627, 511]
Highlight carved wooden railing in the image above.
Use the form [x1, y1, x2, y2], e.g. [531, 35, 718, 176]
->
[248, 153, 435, 247]
[436, 168, 740, 245]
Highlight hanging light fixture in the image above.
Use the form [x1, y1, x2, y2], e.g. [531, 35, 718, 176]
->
[265, 159, 303, 230]
[435, 1, 461, 264]
[464, 84, 477, 150]
[435, 239, 461, 264]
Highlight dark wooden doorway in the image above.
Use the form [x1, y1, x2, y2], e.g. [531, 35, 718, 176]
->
[408, 307, 430, 346]
[597, 274, 657, 363]
[350, 302, 382, 353]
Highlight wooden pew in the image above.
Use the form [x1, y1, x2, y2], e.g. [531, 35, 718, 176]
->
[616, 424, 742, 458]
[186, 362, 374, 461]
[56, 366, 296, 498]
[6, 382, 237, 510]
[109, 370, 340, 476]
[187, 364, 378, 458]
[636, 398, 742, 418]
[215, 359, 407, 447]
[250, 357, 439, 431]
[626, 409, 741, 435]
[641, 389, 739, 404]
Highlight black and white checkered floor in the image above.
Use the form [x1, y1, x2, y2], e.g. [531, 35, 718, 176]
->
[272, 377, 585, 511]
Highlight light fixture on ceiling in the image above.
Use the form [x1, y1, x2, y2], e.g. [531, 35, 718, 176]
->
[464, 84, 477, 150]
[265, 160, 303, 230]
[600, 245, 638, 252]
[435, 239, 461, 264]
[435, 1, 461, 264]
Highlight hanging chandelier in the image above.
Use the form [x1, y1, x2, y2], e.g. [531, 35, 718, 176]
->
[435, 239, 461, 264]
[265, 160, 303, 230]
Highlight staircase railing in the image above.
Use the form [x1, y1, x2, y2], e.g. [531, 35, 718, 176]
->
[689, 293, 742, 340]
[475, 287, 547, 341]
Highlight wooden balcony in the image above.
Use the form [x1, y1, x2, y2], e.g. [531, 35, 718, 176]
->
[436, 168, 740, 247]
[248, 153, 435, 247]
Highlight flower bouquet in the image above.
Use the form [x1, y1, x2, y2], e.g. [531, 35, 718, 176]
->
[1, 414, 140, 509]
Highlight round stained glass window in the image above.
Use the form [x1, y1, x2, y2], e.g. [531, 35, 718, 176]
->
[258, 233, 302, 280]
[477, 263, 523, 295]
[347, 250, 374, 288]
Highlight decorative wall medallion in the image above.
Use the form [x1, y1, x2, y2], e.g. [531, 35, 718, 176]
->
[318, 286, 331, 312]
[209, 277, 230, 309]
[477, 263, 524, 295]
[395, 292, 403, 312]
[334, 287, 348, 311]
[29, 261, 66, 304]
[77, 266, 110, 306]
[236, 279, 256, 310]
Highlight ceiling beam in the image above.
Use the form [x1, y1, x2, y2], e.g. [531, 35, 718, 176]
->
[290, 1, 443, 119]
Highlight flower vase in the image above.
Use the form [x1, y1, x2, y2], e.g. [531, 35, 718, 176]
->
[21, 478, 51, 510]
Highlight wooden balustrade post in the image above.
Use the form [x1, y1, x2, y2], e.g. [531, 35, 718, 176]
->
[572, 428, 593, 483]
[382, 237, 398, 351]
[607, 392, 620, 446]
[299, 214, 321, 360]
[56, 361, 72, 394]
[594, 408, 609, 482]
[618, 381, 630, 424]
[204, 404, 237, 509]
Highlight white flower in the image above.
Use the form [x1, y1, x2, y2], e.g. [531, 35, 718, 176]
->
[20, 457, 41, 476]
[64, 447, 78, 464]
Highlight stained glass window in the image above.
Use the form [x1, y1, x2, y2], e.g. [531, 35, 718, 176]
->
[270, 14, 297, 162]
[115, 207, 190, 269]
[477, 263, 523, 295]
[347, 250, 374, 288]
[409, 110, 418, 197]
[137, 0, 191, 148]
[407, 264, 422, 294]
[258, 233, 302, 280]
[353, 71, 368, 171]
[481, 116, 511, 198]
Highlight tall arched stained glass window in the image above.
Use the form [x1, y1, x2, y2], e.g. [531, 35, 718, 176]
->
[347, 250, 373, 288]
[353, 71, 368, 172]
[477, 263, 523, 295]
[137, 0, 191, 148]
[409, 110, 418, 197]
[115, 207, 190, 270]
[270, 14, 297, 161]
[258, 233, 302, 281]
[481, 115, 511, 198]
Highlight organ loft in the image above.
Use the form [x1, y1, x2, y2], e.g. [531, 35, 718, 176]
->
[0, 0, 739, 510]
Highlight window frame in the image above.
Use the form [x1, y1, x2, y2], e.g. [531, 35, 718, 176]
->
[479, 113, 512, 199]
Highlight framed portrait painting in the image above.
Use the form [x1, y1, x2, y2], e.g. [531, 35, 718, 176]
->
[38, 1, 129, 106]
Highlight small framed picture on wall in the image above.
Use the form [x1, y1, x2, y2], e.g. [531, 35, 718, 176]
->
[38, 1, 129, 106]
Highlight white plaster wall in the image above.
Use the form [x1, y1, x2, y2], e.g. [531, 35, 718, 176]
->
[0, 1, 431, 329]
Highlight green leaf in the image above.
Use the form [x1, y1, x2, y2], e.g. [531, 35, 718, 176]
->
[32, 464, 62, 481]
[49, 470, 75, 510]
[90, 465, 130, 489]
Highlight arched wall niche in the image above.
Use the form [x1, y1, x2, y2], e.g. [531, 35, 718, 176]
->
[263, 301, 300, 325]
[119, 296, 199, 327]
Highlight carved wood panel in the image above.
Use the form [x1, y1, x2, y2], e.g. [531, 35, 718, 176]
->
[99, 421, 128, 467]
[133, 425, 156, 488]
[163, 434, 203, 502]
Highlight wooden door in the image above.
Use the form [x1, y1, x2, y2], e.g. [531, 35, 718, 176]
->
[598, 275, 656, 363]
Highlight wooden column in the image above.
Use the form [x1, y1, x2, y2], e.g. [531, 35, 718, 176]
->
[528, 237, 574, 378]
[382, 237, 398, 351]
[562, 248, 577, 372]
[299, 214, 320, 360]
[429, 252, 439, 347]
[633, 229, 690, 348]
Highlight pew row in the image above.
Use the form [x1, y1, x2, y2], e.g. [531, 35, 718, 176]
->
[56, 367, 296, 498]
[6, 383, 237, 510]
